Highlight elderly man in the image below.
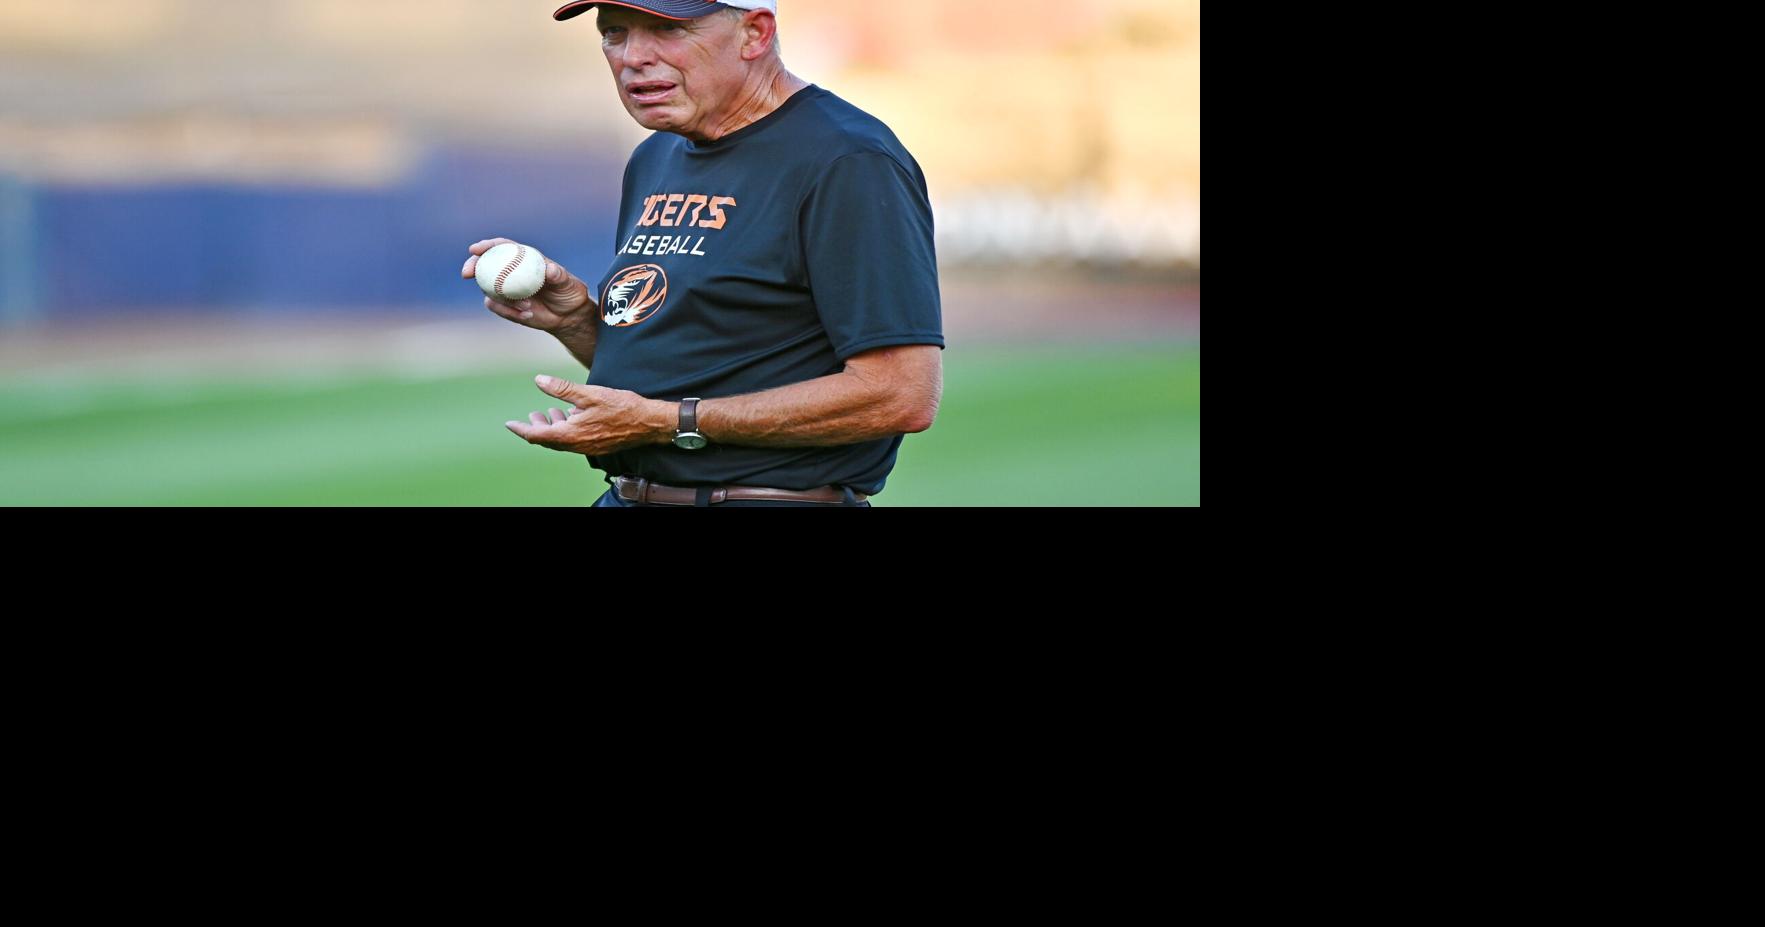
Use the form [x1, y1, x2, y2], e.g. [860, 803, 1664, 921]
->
[461, 0, 945, 507]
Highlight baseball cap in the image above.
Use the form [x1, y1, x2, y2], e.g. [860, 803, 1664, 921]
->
[554, 1, 777, 23]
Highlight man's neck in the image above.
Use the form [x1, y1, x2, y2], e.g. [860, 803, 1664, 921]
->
[690, 67, 810, 144]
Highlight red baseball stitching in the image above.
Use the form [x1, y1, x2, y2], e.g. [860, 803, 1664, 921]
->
[495, 245, 528, 299]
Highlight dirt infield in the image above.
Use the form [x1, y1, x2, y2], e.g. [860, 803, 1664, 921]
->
[0, 271, 1198, 379]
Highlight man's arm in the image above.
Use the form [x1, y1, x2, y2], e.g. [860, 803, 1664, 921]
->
[509, 345, 942, 456]
[692, 344, 943, 447]
[553, 315, 600, 371]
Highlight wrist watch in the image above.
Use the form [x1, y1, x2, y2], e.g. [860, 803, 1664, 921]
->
[673, 398, 708, 450]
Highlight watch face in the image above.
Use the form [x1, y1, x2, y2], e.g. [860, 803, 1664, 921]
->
[675, 434, 708, 450]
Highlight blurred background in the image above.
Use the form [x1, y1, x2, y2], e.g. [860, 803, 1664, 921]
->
[0, 0, 1198, 506]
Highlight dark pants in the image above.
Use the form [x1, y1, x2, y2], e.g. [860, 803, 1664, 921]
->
[592, 485, 871, 507]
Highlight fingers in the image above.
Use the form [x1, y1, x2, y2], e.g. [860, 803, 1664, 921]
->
[485, 296, 535, 322]
[505, 407, 573, 446]
[462, 238, 517, 278]
[537, 374, 582, 397]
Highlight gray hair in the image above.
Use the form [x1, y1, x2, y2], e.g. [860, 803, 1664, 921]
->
[721, 6, 781, 60]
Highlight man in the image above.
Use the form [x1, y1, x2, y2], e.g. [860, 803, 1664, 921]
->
[460, 0, 945, 507]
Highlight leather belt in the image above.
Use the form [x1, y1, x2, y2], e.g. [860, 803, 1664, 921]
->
[614, 475, 867, 506]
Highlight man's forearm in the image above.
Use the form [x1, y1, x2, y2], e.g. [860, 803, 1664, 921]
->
[553, 317, 600, 371]
[649, 370, 917, 449]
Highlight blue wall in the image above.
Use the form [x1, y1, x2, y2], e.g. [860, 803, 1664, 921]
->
[9, 144, 627, 321]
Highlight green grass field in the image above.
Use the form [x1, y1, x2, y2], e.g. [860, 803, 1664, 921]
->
[0, 342, 1198, 506]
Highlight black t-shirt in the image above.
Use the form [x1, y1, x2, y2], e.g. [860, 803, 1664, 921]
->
[584, 84, 945, 497]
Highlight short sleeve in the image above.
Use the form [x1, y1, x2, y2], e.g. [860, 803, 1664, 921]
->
[799, 151, 946, 362]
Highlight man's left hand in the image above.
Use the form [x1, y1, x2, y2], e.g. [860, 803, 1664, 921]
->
[505, 375, 665, 456]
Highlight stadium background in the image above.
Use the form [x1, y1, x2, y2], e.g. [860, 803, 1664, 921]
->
[0, 0, 1199, 506]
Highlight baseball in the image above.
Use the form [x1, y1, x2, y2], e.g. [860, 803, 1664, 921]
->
[476, 242, 547, 302]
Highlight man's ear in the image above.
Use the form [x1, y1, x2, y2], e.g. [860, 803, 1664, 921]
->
[740, 12, 778, 61]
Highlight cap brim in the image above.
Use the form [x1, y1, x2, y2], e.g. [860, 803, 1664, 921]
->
[554, 1, 724, 22]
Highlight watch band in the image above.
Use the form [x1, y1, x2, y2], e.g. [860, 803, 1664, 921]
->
[679, 398, 700, 434]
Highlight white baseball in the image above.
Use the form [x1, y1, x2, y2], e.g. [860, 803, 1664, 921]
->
[476, 242, 547, 302]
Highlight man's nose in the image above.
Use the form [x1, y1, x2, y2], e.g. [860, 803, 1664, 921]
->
[618, 28, 659, 70]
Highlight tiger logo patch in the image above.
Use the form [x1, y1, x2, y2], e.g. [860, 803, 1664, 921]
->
[601, 264, 670, 327]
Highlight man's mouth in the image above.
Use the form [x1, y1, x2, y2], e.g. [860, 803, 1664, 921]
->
[627, 82, 677, 104]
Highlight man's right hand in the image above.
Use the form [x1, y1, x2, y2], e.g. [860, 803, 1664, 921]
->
[462, 238, 598, 333]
